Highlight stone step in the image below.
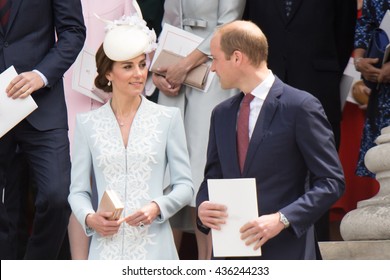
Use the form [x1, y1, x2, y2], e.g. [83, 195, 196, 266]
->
[319, 240, 390, 260]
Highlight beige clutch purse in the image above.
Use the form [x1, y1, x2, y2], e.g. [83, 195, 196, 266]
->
[150, 49, 210, 90]
[97, 190, 124, 221]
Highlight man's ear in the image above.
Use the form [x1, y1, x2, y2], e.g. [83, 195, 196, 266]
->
[232, 50, 243, 64]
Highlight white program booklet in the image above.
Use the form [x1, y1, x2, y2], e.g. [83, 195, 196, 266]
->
[0, 66, 38, 138]
[208, 178, 261, 257]
[72, 48, 107, 104]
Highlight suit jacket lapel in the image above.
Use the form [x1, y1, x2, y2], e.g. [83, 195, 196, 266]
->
[243, 78, 283, 174]
[4, 0, 23, 35]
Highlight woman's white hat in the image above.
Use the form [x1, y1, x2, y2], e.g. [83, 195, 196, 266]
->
[99, 0, 157, 61]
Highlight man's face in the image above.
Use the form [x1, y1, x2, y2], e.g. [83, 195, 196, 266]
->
[210, 34, 235, 90]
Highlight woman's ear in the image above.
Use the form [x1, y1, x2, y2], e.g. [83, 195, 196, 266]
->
[105, 72, 112, 82]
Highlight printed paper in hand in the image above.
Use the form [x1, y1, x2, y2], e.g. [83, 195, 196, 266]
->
[208, 178, 261, 257]
[0, 66, 38, 138]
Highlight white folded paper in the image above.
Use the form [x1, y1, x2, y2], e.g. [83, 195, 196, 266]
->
[380, 10, 390, 65]
[208, 178, 261, 257]
[72, 48, 108, 104]
[380, 10, 390, 38]
[0, 66, 38, 138]
[340, 57, 361, 109]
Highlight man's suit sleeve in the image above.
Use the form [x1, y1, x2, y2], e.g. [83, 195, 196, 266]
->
[36, 0, 86, 86]
[281, 96, 345, 237]
[195, 109, 222, 234]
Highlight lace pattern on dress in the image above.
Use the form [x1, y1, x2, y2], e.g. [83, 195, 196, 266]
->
[81, 100, 172, 259]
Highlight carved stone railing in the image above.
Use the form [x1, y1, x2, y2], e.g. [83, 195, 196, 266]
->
[340, 126, 390, 241]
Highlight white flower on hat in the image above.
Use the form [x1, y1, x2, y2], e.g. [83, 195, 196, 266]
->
[97, 1, 157, 61]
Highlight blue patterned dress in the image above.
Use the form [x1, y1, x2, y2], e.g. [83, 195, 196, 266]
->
[355, 0, 390, 177]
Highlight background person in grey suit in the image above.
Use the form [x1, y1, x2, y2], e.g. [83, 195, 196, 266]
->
[196, 20, 345, 259]
[0, 0, 86, 259]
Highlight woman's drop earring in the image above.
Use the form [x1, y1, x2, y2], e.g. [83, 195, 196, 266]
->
[107, 80, 111, 86]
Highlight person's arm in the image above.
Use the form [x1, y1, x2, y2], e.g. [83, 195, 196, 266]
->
[282, 97, 345, 238]
[5, 0, 86, 99]
[151, 108, 194, 222]
[161, 0, 246, 88]
[378, 60, 390, 84]
[162, 49, 208, 88]
[68, 115, 96, 235]
[353, 47, 382, 83]
[36, 0, 86, 86]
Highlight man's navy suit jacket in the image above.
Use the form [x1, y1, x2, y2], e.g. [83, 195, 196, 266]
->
[196, 77, 345, 259]
[0, 0, 86, 131]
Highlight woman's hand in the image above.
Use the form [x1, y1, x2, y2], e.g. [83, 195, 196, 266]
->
[152, 73, 181, 97]
[378, 61, 390, 84]
[85, 212, 122, 237]
[122, 202, 161, 227]
[355, 57, 382, 83]
[163, 58, 189, 88]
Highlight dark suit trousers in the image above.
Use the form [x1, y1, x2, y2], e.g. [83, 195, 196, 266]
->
[0, 120, 71, 259]
[0, 169, 14, 259]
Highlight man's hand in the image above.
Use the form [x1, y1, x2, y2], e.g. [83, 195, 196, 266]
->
[6, 71, 45, 99]
[198, 201, 227, 230]
[240, 212, 284, 250]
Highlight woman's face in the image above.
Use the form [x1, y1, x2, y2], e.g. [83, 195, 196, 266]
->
[106, 54, 148, 97]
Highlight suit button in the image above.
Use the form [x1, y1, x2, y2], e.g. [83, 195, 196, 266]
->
[4, 42, 9, 47]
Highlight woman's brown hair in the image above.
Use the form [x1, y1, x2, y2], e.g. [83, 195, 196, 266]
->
[94, 44, 114, 92]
